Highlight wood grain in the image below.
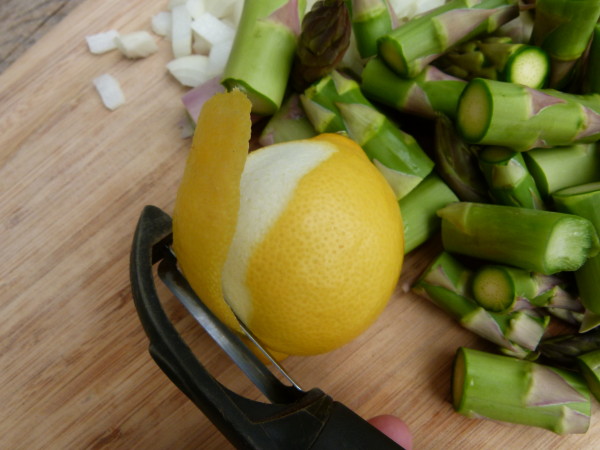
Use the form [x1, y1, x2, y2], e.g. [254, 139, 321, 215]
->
[0, 0, 599, 448]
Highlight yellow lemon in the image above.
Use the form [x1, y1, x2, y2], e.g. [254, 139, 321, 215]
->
[173, 91, 404, 356]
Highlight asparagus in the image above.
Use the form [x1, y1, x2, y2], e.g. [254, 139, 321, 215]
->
[414, 252, 548, 355]
[582, 24, 600, 94]
[434, 115, 489, 203]
[436, 36, 550, 88]
[290, 0, 351, 91]
[361, 59, 466, 119]
[437, 202, 600, 275]
[539, 327, 600, 367]
[553, 182, 600, 315]
[478, 146, 545, 209]
[471, 264, 581, 313]
[523, 143, 600, 201]
[377, 0, 519, 78]
[453, 347, 591, 434]
[530, 0, 600, 89]
[351, 0, 394, 59]
[301, 71, 434, 198]
[456, 78, 600, 151]
[258, 94, 316, 146]
[579, 310, 600, 333]
[577, 350, 600, 401]
[222, 0, 303, 115]
[398, 173, 458, 254]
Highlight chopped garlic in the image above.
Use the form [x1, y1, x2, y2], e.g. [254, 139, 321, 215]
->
[151, 11, 172, 37]
[171, 4, 193, 58]
[86, 30, 120, 54]
[115, 31, 158, 58]
[93, 74, 125, 110]
[191, 12, 235, 46]
[167, 55, 213, 87]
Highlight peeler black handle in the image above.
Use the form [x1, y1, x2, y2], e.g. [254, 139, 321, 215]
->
[130, 205, 404, 449]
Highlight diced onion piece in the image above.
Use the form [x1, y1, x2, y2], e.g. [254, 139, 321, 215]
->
[186, 0, 206, 20]
[167, 55, 213, 87]
[86, 30, 120, 54]
[93, 74, 125, 110]
[207, 38, 233, 75]
[115, 31, 158, 58]
[151, 11, 172, 37]
[171, 4, 193, 58]
[191, 12, 235, 46]
[203, 0, 238, 19]
[192, 31, 211, 55]
[181, 75, 225, 122]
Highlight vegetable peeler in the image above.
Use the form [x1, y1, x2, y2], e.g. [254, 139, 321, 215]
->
[129, 205, 404, 449]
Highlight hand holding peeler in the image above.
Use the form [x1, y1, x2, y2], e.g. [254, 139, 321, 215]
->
[129, 205, 404, 449]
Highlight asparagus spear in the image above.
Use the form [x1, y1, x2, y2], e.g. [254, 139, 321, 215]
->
[414, 252, 548, 355]
[539, 327, 600, 367]
[478, 146, 545, 209]
[301, 71, 434, 198]
[351, 0, 394, 59]
[456, 78, 600, 151]
[530, 0, 600, 89]
[258, 94, 316, 146]
[377, 0, 519, 78]
[453, 347, 591, 434]
[361, 59, 466, 119]
[436, 36, 550, 88]
[577, 349, 600, 401]
[582, 24, 600, 94]
[434, 115, 489, 203]
[438, 202, 600, 275]
[471, 264, 581, 313]
[523, 143, 600, 200]
[398, 173, 458, 254]
[553, 182, 600, 316]
[222, 0, 303, 115]
[290, 0, 351, 92]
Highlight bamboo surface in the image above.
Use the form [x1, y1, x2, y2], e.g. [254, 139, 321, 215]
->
[1, 0, 599, 448]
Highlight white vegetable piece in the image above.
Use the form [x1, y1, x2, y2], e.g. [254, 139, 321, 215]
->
[186, 0, 206, 20]
[167, 55, 213, 87]
[207, 38, 233, 75]
[115, 31, 158, 58]
[171, 4, 193, 58]
[168, 0, 187, 9]
[203, 0, 238, 19]
[192, 32, 212, 55]
[151, 11, 172, 37]
[191, 12, 235, 46]
[93, 74, 125, 111]
[85, 30, 120, 54]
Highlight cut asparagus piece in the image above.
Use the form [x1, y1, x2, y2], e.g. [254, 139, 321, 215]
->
[222, 0, 302, 114]
[471, 264, 580, 313]
[301, 71, 434, 199]
[291, 0, 351, 91]
[583, 24, 600, 94]
[351, 0, 393, 58]
[456, 78, 600, 151]
[258, 94, 316, 146]
[399, 173, 458, 254]
[414, 252, 547, 354]
[434, 114, 489, 203]
[377, 0, 519, 78]
[531, 0, 600, 89]
[523, 144, 600, 200]
[478, 146, 545, 209]
[438, 202, 600, 275]
[579, 310, 600, 333]
[361, 59, 466, 119]
[539, 328, 600, 367]
[453, 347, 591, 434]
[577, 350, 600, 401]
[553, 182, 600, 315]
[337, 102, 435, 199]
[437, 36, 550, 88]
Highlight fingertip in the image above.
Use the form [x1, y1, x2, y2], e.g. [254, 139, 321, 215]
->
[368, 414, 413, 450]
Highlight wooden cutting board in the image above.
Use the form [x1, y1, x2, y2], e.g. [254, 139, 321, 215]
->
[1, 1, 598, 448]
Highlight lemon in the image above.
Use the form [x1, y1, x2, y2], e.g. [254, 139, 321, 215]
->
[173, 91, 404, 356]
